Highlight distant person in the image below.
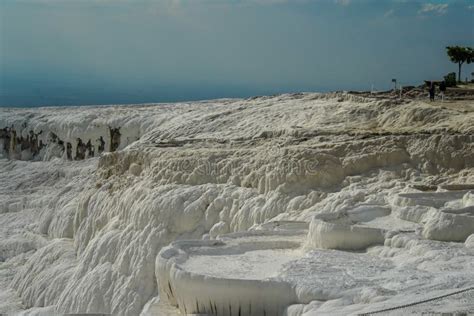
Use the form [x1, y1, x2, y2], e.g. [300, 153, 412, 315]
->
[439, 81, 446, 102]
[429, 82, 435, 101]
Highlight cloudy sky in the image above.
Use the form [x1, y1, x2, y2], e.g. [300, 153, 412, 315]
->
[0, 0, 473, 106]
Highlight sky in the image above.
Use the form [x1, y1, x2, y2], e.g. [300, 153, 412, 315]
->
[0, 0, 473, 107]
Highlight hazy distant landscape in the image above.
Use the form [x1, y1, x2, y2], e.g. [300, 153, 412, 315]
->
[1, 0, 473, 107]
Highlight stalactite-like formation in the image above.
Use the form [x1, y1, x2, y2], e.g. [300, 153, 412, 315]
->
[109, 127, 121, 152]
[0, 125, 122, 161]
[0, 126, 45, 159]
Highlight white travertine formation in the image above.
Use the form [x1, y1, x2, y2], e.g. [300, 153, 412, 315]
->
[156, 231, 304, 316]
[1, 93, 473, 315]
[306, 212, 386, 251]
[466, 234, 474, 248]
[392, 191, 474, 242]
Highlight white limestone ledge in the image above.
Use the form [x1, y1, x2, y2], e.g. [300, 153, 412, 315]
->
[306, 210, 387, 251]
[155, 229, 306, 316]
[392, 190, 474, 242]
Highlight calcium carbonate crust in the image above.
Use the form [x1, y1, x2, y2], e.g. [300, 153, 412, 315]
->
[0, 92, 473, 315]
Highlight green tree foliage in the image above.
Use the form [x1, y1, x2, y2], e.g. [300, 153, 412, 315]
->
[446, 46, 474, 82]
[444, 72, 456, 87]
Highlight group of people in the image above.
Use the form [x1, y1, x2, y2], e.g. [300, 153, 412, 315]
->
[428, 81, 446, 101]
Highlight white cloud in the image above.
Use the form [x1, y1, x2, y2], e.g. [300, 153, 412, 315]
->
[384, 8, 395, 18]
[418, 3, 449, 15]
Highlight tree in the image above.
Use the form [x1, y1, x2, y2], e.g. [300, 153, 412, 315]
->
[444, 72, 456, 87]
[446, 46, 474, 82]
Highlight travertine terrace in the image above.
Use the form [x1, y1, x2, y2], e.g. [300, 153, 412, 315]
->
[1, 92, 473, 315]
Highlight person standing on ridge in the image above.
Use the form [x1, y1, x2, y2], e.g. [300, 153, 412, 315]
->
[439, 81, 446, 102]
[429, 81, 435, 101]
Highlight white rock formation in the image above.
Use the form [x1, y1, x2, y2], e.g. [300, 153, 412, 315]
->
[306, 212, 386, 251]
[392, 191, 474, 242]
[1, 92, 473, 315]
[156, 231, 304, 316]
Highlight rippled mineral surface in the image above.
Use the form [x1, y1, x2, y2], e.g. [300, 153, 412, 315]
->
[1, 92, 473, 315]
